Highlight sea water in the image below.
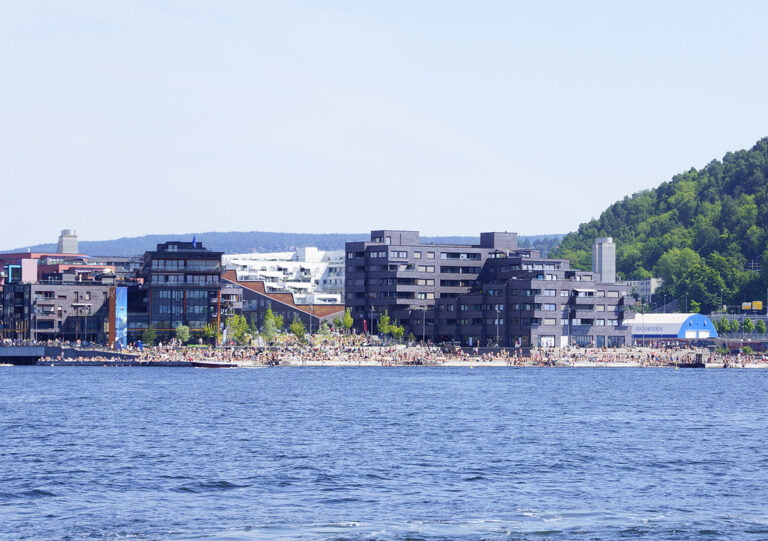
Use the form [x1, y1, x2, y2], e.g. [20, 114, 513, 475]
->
[1, 366, 767, 540]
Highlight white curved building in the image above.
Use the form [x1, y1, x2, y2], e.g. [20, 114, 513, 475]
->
[223, 247, 344, 304]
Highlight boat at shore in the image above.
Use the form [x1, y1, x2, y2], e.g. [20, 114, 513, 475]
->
[669, 361, 706, 368]
[191, 360, 239, 369]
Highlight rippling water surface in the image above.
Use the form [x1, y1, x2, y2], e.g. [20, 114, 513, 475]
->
[1, 366, 767, 540]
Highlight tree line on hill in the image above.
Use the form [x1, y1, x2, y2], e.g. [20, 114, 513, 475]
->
[551, 137, 768, 314]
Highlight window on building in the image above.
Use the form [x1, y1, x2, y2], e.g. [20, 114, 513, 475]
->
[607, 336, 625, 347]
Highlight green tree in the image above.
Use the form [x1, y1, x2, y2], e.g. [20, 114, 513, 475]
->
[548, 137, 768, 307]
[728, 318, 741, 333]
[391, 324, 405, 341]
[226, 314, 250, 345]
[273, 312, 284, 331]
[342, 308, 354, 333]
[141, 326, 157, 346]
[262, 308, 278, 343]
[318, 321, 331, 335]
[175, 324, 190, 344]
[202, 322, 221, 345]
[377, 310, 392, 336]
[248, 316, 259, 338]
[653, 248, 702, 286]
[715, 316, 730, 334]
[289, 316, 306, 341]
[742, 318, 755, 334]
[756, 319, 767, 334]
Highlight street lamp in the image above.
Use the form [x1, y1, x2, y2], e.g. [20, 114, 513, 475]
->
[720, 289, 724, 314]
[495, 308, 500, 346]
[421, 306, 426, 343]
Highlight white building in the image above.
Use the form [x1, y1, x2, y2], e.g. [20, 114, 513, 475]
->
[628, 313, 717, 341]
[624, 278, 663, 304]
[223, 247, 345, 304]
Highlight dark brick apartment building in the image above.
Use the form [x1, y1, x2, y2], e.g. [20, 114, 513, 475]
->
[345, 230, 633, 348]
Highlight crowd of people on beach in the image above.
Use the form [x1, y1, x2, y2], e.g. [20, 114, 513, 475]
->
[7, 328, 768, 368]
[22, 331, 768, 368]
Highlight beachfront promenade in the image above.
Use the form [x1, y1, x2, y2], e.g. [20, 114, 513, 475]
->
[5, 334, 767, 368]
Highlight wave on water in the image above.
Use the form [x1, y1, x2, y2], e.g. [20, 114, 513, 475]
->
[2, 367, 767, 540]
[0, 488, 58, 499]
[173, 480, 251, 493]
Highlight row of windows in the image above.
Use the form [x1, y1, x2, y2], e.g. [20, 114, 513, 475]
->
[435, 317, 622, 327]
[157, 289, 212, 299]
[157, 305, 211, 315]
[151, 259, 219, 270]
[152, 275, 220, 285]
[351, 250, 488, 261]
[351, 250, 439, 260]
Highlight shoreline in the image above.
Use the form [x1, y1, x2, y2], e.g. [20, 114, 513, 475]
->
[16, 357, 768, 368]
[5, 339, 768, 369]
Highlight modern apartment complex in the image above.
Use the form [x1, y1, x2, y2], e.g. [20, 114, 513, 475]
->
[2, 281, 113, 343]
[134, 240, 226, 337]
[345, 230, 518, 334]
[346, 230, 633, 347]
[432, 251, 631, 348]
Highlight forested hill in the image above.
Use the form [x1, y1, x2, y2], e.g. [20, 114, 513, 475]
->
[5, 232, 563, 258]
[551, 137, 768, 313]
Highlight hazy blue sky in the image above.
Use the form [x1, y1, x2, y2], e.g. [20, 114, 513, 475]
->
[2, 1, 767, 249]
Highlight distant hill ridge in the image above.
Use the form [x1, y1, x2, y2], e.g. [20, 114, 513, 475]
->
[6, 231, 563, 258]
[551, 136, 768, 313]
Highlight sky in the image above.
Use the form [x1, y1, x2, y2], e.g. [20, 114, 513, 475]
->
[2, 1, 768, 249]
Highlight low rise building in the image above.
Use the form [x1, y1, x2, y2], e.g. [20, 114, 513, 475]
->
[222, 270, 344, 334]
[624, 278, 662, 304]
[628, 313, 718, 343]
[2, 280, 113, 343]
